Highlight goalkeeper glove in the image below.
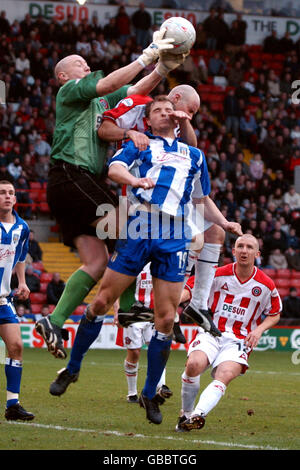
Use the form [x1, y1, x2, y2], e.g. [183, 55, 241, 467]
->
[156, 51, 190, 77]
[138, 28, 174, 68]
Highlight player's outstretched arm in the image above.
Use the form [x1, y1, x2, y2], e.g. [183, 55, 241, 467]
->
[96, 29, 174, 97]
[245, 313, 280, 349]
[195, 196, 243, 236]
[14, 261, 30, 300]
[98, 121, 150, 151]
[108, 163, 154, 190]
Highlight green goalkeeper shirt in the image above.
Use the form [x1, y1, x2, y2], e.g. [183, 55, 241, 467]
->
[50, 71, 130, 176]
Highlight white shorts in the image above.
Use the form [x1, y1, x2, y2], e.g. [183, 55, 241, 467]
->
[188, 331, 251, 374]
[116, 322, 154, 349]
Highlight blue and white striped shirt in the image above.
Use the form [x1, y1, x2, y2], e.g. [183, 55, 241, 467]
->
[0, 210, 29, 299]
[109, 133, 211, 218]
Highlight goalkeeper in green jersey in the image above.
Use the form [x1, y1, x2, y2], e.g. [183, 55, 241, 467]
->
[35, 29, 188, 359]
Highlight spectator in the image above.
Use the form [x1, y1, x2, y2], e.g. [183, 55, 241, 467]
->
[25, 264, 40, 293]
[267, 248, 288, 270]
[249, 153, 264, 181]
[283, 186, 300, 210]
[46, 272, 65, 306]
[202, 8, 219, 50]
[263, 30, 280, 53]
[281, 288, 300, 324]
[34, 304, 50, 323]
[7, 157, 23, 181]
[268, 187, 284, 210]
[115, 5, 131, 47]
[34, 135, 51, 157]
[28, 230, 43, 262]
[34, 155, 49, 184]
[239, 109, 257, 147]
[208, 52, 225, 76]
[15, 175, 33, 220]
[15, 51, 30, 74]
[131, 3, 152, 49]
[15, 305, 31, 323]
[285, 247, 300, 271]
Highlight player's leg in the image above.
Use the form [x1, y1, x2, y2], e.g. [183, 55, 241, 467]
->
[183, 223, 224, 336]
[125, 347, 141, 403]
[139, 277, 183, 424]
[49, 268, 136, 396]
[36, 235, 109, 359]
[0, 319, 34, 421]
[187, 361, 242, 424]
[176, 350, 209, 432]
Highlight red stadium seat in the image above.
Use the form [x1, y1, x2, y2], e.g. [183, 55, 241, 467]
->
[32, 261, 45, 272]
[289, 279, 300, 288]
[276, 269, 291, 279]
[30, 292, 47, 303]
[31, 304, 42, 314]
[29, 182, 42, 190]
[74, 305, 86, 315]
[39, 202, 50, 213]
[262, 268, 276, 278]
[40, 282, 48, 293]
[277, 287, 289, 298]
[275, 279, 290, 288]
[49, 305, 56, 313]
[291, 270, 300, 279]
[40, 272, 53, 282]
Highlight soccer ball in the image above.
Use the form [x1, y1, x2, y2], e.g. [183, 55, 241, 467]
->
[160, 17, 196, 55]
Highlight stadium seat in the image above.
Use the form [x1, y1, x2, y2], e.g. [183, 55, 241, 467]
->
[39, 202, 50, 213]
[29, 182, 42, 190]
[40, 272, 53, 282]
[74, 305, 86, 315]
[275, 279, 290, 288]
[49, 305, 56, 313]
[40, 282, 48, 293]
[291, 270, 300, 279]
[32, 261, 45, 272]
[277, 287, 289, 298]
[276, 269, 291, 279]
[289, 279, 300, 288]
[31, 304, 42, 314]
[30, 292, 47, 303]
[262, 268, 276, 278]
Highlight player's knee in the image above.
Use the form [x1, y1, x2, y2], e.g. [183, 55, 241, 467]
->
[215, 367, 237, 385]
[7, 340, 23, 359]
[155, 312, 174, 334]
[185, 356, 201, 377]
[204, 224, 225, 244]
[92, 293, 112, 315]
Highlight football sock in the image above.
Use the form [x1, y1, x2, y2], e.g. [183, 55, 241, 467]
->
[157, 367, 166, 390]
[124, 360, 138, 396]
[190, 243, 222, 311]
[5, 358, 22, 408]
[50, 270, 96, 328]
[183, 250, 198, 286]
[181, 371, 200, 418]
[67, 312, 104, 374]
[142, 330, 172, 400]
[194, 379, 226, 416]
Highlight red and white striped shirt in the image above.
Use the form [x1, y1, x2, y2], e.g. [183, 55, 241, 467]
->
[135, 262, 154, 309]
[208, 263, 282, 339]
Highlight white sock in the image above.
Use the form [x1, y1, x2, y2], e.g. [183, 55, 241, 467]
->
[157, 368, 166, 390]
[181, 371, 201, 418]
[124, 360, 138, 396]
[183, 250, 198, 286]
[190, 243, 222, 310]
[194, 379, 226, 416]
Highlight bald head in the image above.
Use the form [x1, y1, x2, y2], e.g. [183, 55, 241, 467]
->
[167, 85, 200, 118]
[54, 55, 91, 85]
[235, 234, 259, 251]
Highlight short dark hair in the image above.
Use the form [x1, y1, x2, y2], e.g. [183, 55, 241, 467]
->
[144, 95, 174, 119]
[0, 180, 14, 187]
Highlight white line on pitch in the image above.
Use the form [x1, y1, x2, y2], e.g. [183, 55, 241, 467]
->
[4, 421, 286, 450]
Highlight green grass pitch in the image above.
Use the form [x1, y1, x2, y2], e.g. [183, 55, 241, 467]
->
[0, 348, 299, 450]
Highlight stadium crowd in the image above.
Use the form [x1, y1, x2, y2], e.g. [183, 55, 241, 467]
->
[0, 5, 300, 323]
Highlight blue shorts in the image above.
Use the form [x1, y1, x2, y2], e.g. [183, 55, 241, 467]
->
[0, 302, 19, 325]
[108, 212, 191, 282]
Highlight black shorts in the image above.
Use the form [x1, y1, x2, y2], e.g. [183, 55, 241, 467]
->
[47, 161, 119, 249]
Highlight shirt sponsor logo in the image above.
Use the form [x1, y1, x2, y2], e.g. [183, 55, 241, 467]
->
[222, 304, 246, 315]
[0, 248, 15, 260]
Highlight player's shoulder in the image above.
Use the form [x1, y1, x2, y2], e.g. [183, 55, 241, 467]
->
[253, 267, 276, 291]
[115, 94, 152, 110]
[215, 263, 234, 278]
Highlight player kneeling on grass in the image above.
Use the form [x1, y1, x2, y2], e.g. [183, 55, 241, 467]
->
[176, 234, 281, 432]
[0, 181, 34, 421]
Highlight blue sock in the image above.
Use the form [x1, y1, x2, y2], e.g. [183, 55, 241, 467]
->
[5, 358, 22, 408]
[142, 330, 172, 400]
[67, 312, 104, 374]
